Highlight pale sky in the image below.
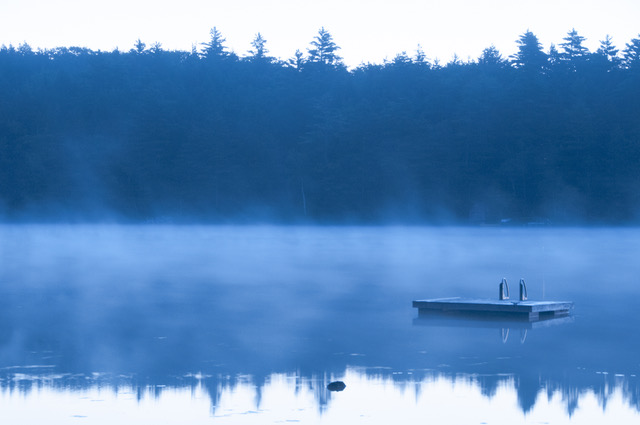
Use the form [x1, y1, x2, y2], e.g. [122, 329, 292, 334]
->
[1, 0, 639, 67]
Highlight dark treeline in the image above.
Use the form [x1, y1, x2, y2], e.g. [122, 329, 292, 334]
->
[2, 28, 640, 224]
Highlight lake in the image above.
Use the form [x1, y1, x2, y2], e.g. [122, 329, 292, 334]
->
[0, 225, 639, 424]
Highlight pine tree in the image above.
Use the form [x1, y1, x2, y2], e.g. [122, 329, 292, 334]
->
[547, 43, 562, 69]
[560, 29, 589, 59]
[595, 35, 621, 71]
[132, 39, 146, 55]
[447, 53, 463, 67]
[248, 33, 269, 61]
[392, 51, 412, 66]
[478, 45, 506, 67]
[307, 27, 342, 66]
[623, 35, 640, 70]
[149, 42, 163, 54]
[414, 44, 429, 67]
[17, 42, 34, 56]
[597, 35, 619, 61]
[201, 27, 228, 59]
[287, 49, 305, 70]
[510, 30, 548, 73]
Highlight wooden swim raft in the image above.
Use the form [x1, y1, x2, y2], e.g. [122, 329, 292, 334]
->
[413, 297, 574, 322]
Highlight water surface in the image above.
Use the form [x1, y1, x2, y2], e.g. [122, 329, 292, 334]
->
[0, 225, 638, 423]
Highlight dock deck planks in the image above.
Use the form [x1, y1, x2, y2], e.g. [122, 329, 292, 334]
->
[412, 297, 573, 321]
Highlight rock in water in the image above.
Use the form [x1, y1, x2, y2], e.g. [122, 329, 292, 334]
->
[327, 381, 346, 392]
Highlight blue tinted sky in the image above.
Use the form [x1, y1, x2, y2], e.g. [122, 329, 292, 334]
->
[1, 0, 639, 67]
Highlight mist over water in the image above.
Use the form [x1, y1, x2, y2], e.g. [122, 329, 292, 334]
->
[0, 225, 639, 423]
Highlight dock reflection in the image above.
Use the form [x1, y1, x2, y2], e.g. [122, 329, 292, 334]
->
[414, 312, 574, 343]
[413, 311, 575, 329]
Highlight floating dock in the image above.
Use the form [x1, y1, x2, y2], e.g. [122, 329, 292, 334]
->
[412, 297, 573, 322]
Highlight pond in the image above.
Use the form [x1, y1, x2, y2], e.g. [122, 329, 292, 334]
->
[0, 225, 638, 423]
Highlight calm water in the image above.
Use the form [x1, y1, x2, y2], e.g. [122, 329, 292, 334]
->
[0, 225, 639, 424]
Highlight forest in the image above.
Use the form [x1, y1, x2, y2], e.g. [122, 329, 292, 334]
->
[1, 28, 640, 224]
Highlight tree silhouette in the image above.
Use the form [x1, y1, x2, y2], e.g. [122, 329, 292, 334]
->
[287, 49, 305, 70]
[597, 35, 619, 61]
[132, 39, 146, 54]
[247, 33, 270, 61]
[17, 42, 34, 56]
[478, 45, 507, 67]
[559, 28, 589, 71]
[391, 51, 412, 66]
[547, 43, 562, 70]
[447, 53, 463, 67]
[201, 27, 228, 59]
[149, 42, 163, 54]
[511, 31, 547, 73]
[594, 35, 621, 71]
[414, 45, 429, 66]
[623, 35, 640, 69]
[307, 27, 342, 66]
[1, 27, 640, 223]
[560, 29, 589, 59]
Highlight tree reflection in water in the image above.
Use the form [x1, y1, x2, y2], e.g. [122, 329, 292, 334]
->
[0, 368, 638, 424]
